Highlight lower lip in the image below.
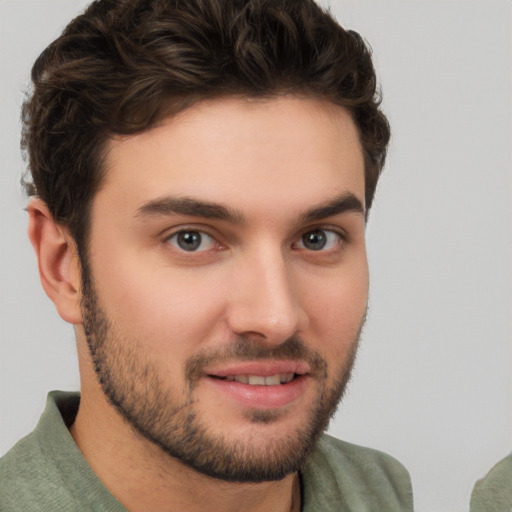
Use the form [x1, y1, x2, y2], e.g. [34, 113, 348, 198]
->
[205, 375, 310, 409]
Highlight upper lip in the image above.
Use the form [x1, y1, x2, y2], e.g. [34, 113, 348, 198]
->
[205, 360, 310, 378]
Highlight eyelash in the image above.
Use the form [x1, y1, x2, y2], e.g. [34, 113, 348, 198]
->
[165, 229, 221, 253]
[293, 228, 346, 252]
[164, 226, 347, 254]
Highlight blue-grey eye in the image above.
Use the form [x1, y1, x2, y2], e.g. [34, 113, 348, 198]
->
[167, 230, 216, 252]
[298, 229, 341, 251]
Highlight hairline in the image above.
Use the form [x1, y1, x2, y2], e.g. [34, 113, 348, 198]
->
[71, 91, 371, 260]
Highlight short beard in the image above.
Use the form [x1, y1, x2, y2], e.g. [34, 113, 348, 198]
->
[80, 257, 362, 483]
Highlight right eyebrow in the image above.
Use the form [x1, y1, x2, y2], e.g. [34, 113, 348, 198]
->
[301, 192, 365, 222]
[135, 196, 245, 225]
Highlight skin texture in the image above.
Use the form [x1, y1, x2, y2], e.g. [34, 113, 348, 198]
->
[28, 96, 368, 512]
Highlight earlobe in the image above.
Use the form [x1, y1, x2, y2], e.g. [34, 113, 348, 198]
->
[27, 198, 83, 325]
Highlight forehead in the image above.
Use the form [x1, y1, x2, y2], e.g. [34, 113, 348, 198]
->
[98, 96, 365, 220]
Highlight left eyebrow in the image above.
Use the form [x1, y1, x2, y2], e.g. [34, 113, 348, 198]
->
[301, 193, 365, 222]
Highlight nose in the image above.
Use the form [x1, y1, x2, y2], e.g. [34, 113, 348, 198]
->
[225, 246, 308, 345]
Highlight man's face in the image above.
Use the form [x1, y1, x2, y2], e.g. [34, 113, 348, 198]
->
[80, 96, 368, 481]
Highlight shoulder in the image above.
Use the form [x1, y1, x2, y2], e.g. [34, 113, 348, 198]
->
[301, 434, 413, 512]
[0, 391, 121, 512]
[0, 430, 64, 511]
[470, 453, 512, 512]
[313, 434, 411, 479]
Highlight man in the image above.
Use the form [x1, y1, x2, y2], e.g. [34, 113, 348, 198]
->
[0, 0, 413, 510]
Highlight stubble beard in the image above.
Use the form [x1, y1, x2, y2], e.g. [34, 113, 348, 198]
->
[80, 264, 363, 483]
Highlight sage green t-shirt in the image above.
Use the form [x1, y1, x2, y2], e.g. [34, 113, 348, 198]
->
[0, 391, 413, 511]
[470, 453, 512, 512]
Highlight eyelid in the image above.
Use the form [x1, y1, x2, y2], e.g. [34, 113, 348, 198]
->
[164, 226, 222, 253]
[294, 226, 347, 251]
[161, 223, 348, 253]
[162, 223, 219, 240]
[301, 224, 348, 239]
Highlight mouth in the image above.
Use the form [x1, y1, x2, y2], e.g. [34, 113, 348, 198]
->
[203, 362, 311, 409]
[212, 373, 297, 385]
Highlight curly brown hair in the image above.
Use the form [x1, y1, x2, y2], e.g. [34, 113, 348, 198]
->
[22, 0, 390, 251]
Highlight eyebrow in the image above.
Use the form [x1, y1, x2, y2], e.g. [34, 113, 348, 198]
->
[136, 196, 245, 224]
[135, 192, 364, 224]
[301, 193, 365, 222]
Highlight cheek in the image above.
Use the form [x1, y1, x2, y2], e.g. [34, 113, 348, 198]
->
[299, 260, 368, 353]
[89, 248, 229, 355]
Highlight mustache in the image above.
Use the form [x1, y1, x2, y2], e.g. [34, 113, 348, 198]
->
[185, 336, 328, 387]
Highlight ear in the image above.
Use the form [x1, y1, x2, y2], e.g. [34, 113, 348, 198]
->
[27, 198, 83, 325]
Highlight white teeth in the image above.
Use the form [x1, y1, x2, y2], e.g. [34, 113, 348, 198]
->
[248, 375, 266, 385]
[224, 373, 295, 386]
[264, 375, 281, 386]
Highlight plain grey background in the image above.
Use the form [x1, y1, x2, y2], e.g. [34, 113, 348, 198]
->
[1, 1, 510, 511]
